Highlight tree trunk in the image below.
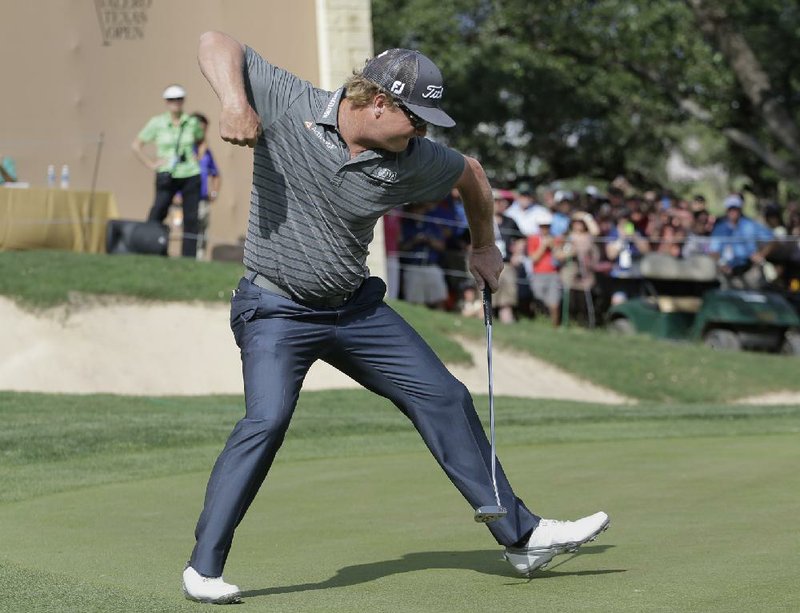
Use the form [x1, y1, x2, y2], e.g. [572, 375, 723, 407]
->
[686, 0, 800, 178]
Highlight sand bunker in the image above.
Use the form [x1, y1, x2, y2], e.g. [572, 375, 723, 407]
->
[0, 296, 628, 403]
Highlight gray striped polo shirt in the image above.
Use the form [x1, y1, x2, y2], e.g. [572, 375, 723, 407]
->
[242, 46, 465, 302]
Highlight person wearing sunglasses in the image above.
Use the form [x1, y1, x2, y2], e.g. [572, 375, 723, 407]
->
[179, 32, 609, 604]
[397, 101, 428, 130]
[132, 84, 205, 257]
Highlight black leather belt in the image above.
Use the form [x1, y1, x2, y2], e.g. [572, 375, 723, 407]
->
[246, 270, 352, 308]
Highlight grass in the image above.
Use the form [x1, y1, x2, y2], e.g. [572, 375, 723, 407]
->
[0, 250, 241, 306]
[2, 390, 799, 504]
[1, 251, 800, 610]
[0, 391, 798, 612]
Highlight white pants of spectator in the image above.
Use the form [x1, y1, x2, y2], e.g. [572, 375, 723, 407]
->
[403, 264, 448, 305]
[531, 272, 562, 309]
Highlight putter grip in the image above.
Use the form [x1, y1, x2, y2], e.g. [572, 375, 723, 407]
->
[482, 286, 492, 326]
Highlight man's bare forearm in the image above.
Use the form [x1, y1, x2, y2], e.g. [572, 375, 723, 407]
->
[198, 31, 263, 146]
[455, 155, 503, 290]
[456, 156, 494, 248]
[198, 31, 248, 108]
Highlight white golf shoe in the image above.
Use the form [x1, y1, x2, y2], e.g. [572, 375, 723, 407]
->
[504, 511, 610, 576]
[182, 566, 242, 604]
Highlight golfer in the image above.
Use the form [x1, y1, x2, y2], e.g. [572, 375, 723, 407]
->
[183, 31, 609, 604]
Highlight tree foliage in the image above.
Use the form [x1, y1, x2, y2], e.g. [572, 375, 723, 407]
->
[372, 0, 800, 196]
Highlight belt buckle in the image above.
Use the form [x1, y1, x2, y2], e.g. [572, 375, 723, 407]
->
[320, 295, 344, 308]
[321, 292, 350, 308]
[338, 290, 355, 306]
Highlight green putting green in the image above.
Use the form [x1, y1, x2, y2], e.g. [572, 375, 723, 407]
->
[3, 252, 800, 610]
[1, 432, 798, 612]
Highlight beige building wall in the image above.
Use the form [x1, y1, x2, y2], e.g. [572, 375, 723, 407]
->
[314, 0, 385, 279]
[315, 0, 373, 90]
[1, 0, 383, 276]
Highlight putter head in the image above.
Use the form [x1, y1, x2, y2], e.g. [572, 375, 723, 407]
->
[474, 505, 507, 523]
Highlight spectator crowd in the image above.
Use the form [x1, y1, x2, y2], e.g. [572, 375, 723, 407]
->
[383, 178, 800, 326]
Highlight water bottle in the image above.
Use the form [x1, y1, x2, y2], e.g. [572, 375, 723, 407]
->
[722, 241, 734, 265]
[47, 165, 56, 188]
[619, 242, 633, 269]
[60, 164, 70, 189]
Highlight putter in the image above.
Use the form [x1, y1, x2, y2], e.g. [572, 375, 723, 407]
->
[474, 286, 508, 523]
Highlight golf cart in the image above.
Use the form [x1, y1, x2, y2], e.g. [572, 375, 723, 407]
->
[769, 251, 800, 319]
[607, 253, 800, 355]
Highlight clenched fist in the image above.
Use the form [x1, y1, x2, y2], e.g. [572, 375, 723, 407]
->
[219, 103, 263, 147]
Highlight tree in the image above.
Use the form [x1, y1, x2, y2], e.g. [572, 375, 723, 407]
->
[685, 0, 800, 189]
[372, 0, 800, 197]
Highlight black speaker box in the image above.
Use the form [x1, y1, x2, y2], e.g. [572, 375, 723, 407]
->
[106, 220, 169, 255]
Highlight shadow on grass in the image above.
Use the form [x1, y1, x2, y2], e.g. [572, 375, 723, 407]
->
[241, 545, 623, 598]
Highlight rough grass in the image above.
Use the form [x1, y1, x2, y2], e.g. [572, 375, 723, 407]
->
[0, 250, 241, 306]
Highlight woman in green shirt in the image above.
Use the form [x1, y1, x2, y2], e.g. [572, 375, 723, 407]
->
[132, 84, 204, 257]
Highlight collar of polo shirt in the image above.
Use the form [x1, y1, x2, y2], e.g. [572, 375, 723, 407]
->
[317, 87, 345, 129]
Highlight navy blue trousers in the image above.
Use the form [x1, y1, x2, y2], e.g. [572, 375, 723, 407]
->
[190, 276, 539, 576]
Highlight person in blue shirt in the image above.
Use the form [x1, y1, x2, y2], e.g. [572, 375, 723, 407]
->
[710, 194, 774, 288]
[429, 190, 469, 299]
[191, 113, 221, 259]
[605, 212, 651, 278]
[550, 191, 573, 237]
[398, 201, 449, 308]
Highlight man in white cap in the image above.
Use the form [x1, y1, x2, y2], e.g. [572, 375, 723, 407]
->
[181, 31, 610, 604]
[506, 181, 548, 236]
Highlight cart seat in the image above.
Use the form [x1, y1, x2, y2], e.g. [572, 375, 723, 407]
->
[640, 254, 717, 282]
[656, 296, 703, 313]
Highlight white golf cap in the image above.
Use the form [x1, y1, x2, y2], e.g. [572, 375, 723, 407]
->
[162, 84, 186, 99]
[533, 209, 553, 226]
[724, 194, 743, 209]
[554, 190, 573, 203]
